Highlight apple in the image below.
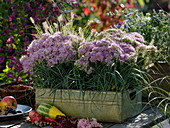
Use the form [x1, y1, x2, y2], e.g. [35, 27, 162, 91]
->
[28, 110, 43, 123]
[0, 96, 17, 110]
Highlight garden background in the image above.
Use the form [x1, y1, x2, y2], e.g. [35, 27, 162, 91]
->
[0, 0, 170, 127]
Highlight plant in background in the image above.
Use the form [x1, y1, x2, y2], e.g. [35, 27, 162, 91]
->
[0, 0, 79, 84]
[145, 86, 170, 123]
[72, 0, 135, 32]
[20, 16, 157, 92]
[136, 0, 170, 13]
[116, 9, 170, 61]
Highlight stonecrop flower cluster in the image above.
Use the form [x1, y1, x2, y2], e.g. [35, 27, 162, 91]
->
[20, 28, 157, 74]
[75, 38, 136, 74]
[94, 29, 157, 53]
[20, 32, 82, 73]
[75, 29, 157, 73]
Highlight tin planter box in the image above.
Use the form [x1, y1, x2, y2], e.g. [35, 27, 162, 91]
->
[35, 88, 142, 123]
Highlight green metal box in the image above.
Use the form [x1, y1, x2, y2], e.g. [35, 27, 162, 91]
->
[36, 88, 142, 123]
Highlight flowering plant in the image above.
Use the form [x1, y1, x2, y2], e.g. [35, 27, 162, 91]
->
[20, 26, 157, 91]
[117, 9, 170, 61]
[76, 29, 157, 73]
[0, 0, 79, 83]
[72, 0, 135, 32]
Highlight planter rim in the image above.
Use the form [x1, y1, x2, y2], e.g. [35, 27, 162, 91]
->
[35, 87, 139, 93]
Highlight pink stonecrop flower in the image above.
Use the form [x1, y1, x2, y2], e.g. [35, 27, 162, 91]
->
[20, 32, 81, 73]
[74, 28, 157, 73]
[77, 118, 103, 128]
[77, 119, 92, 128]
[20, 28, 157, 74]
[75, 37, 136, 73]
[90, 118, 103, 128]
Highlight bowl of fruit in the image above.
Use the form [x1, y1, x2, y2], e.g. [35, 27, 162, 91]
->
[0, 96, 32, 120]
[0, 81, 35, 107]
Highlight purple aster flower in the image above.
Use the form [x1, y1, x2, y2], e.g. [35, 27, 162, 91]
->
[0, 55, 5, 64]
[12, 5, 18, 11]
[0, 48, 3, 52]
[6, 38, 14, 44]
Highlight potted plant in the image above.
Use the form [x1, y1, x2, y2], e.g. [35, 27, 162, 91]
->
[117, 9, 170, 91]
[20, 19, 157, 122]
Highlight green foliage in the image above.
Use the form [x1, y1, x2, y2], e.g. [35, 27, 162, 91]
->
[142, 62, 170, 121]
[137, 0, 150, 7]
[34, 60, 147, 92]
[120, 9, 170, 61]
[145, 86, 170, 118]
